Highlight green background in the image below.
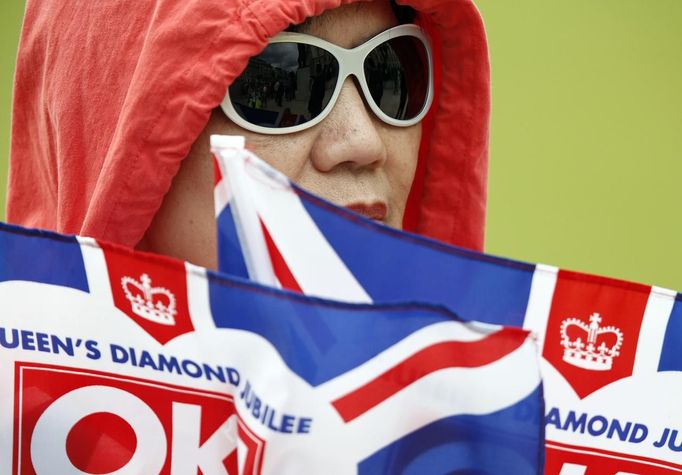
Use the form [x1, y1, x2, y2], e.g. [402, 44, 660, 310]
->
[1, 1, 681, 290]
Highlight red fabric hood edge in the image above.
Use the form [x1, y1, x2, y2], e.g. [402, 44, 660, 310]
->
[6, 0, 490, 252]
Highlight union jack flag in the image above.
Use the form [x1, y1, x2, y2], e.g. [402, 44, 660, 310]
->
[213, 136, 682, 475]
[0, 222, 544, 474]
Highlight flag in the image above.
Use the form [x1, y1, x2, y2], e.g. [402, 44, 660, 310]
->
[213, 136, 682, 474]
[0, 222, 544, 474]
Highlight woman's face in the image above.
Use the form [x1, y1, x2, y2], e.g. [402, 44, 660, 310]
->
[139, 0, 422, 269]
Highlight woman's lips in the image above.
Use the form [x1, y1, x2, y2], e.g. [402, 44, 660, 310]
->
[344, 202, 388, 221]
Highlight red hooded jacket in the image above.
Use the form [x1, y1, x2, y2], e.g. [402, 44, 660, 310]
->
[7, 0, 490, 252]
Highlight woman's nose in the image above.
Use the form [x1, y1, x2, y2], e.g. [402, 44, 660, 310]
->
[309, 78, 388, 172]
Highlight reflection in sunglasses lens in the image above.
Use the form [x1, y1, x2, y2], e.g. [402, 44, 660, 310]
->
[228, 43, 339, 129]
[364, 36, 429, 121]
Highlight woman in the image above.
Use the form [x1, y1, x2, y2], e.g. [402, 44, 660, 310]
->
[6, 0, 490, 270]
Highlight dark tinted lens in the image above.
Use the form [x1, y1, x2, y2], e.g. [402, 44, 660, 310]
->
[228, 43, 339, 128]
[364, 36, 429, 121]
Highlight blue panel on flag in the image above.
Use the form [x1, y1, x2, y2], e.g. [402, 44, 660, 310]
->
[358, 386, 544, 475]
[0, 223, 88, 292]
[217, 205, 249, 279]
[658, 296, 682, 371]
[299, 191, 535, 326]
[208, 273, 455, 386]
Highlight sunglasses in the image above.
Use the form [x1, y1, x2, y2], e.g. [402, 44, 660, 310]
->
[220, 24, 433, 134]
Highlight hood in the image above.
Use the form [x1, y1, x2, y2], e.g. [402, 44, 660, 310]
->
[7, 0, 490, 251]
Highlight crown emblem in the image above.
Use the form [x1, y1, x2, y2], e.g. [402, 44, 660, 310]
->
[560, 313, 623, 371]
[121, 274, 177, 325]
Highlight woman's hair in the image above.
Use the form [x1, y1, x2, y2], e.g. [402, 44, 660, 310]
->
[390, 1, 417, 24]
[287, 1, 417, 33]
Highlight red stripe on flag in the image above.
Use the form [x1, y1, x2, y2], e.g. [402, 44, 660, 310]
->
[332, 328, 527, 422]
[213, 156, 223, 186]
[545, 440, 682, 474]
[259, 219, 303, 293]
[238, 416, 266, 475]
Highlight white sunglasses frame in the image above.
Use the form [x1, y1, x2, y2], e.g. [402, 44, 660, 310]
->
[220, 24, 434, 135]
